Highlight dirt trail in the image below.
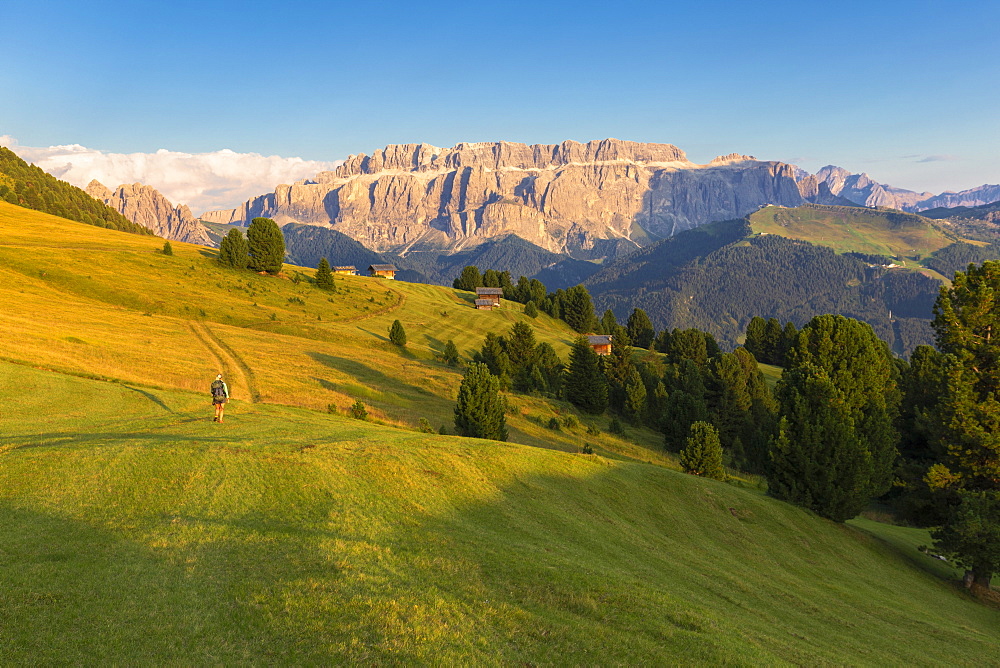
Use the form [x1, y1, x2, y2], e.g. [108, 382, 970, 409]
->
[188, 322, 261, 403]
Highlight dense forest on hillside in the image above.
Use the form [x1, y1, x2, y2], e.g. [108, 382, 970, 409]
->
[0, 147, 151, 235]
[924, 241, 1000, 277]
[587, 226, 940, 354]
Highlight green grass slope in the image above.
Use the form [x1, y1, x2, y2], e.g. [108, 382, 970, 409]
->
[3, 202, 1000, 664]
[2, 362, 999, 664]
[749, 204, 954, 264]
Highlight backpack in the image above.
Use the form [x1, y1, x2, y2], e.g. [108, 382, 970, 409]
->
[211, 379, 226, 399]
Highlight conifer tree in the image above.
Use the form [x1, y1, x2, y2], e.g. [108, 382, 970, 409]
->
[744, 316, 767, 361]
[474, 332, 512, 389]
[769, 315, 900, 521]
[565, 336, 608, 414]
[600, 309, 618, 335]
[315, 257, 334, 290]
[389, 319, 407, 346]
[454, 362, 508, 440]
[524, 301, 538, 318]
[680, 422, 726, 480]
[626, 308, 656, 349]
[562, 285, 598, 333]
[443, 339, 460, 366]
[623, 366, 648, 423]
[505, 322, 537, 392]
[162, 241, 173, 256]
[926, 260, 1000, 588]
[247, 217, 285, 274]
[453, 265, 482, 291]
[218, 228, 249, 269]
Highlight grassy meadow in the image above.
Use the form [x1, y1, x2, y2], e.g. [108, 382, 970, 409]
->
[2, 201, 1000, 664]
[749, 205, 954, 264]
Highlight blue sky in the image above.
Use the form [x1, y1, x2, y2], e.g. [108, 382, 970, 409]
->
[3, 0, 999, 202]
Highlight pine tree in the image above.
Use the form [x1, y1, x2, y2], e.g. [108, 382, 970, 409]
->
[218, 228, 249, 269]
[389, 319, 407, 346]
[623, 366, 648, 423]
[474, 332, 512, 388]
[926, 261, 1000, 588]
[565, 337, 608, 414]
[315, 257, 334, 290]
[453, 265, 482, 291]
[247, 217, 285, 274]
[162, 241, 173, 256]
[680, 422, 726, 480]
[505, 322, 537, 392]
[443, 340, 460, 366]
[524, 300, 538, 318]
[626, 308, 656, 349]
[562, 285, 598, 333]
[769, 364, 870, 521]
[768, 315, 900, 521]
[744, 316, 767, 361]
[600, 309, 618, 335]
[454, 362, 508, 440]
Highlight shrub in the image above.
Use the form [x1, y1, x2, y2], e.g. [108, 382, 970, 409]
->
[162, 241, 173, 256]
[418, 418, 435, 433]
[350, 400, 368, 420]
[547, 417, 562, 431]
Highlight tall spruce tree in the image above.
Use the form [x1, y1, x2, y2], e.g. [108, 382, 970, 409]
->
[454, 362, 508, 440]
[315, 257, 334, 290]
[565, 336, 608, 414]
[218, 228, 249, 269]
[926, 260, 1000, 588]
[769, 315, 900, 521]
[626, 308, 656, 349]
[562, 285, 598, 333]
[247, 217, 285, 274]
[505, 322, 537, 392]
[769, 364, 870, 522]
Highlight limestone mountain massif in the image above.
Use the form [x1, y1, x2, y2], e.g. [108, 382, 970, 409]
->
[86, 181, 213, 245]
[201, 139, 808, 255]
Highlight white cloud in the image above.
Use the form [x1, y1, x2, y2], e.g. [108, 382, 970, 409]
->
[0, 135, 341, 215]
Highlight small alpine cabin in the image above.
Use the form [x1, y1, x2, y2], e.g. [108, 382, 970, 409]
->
[476, 286, 503, 306]
[475, 299, 494, 311]
[587, 334, 613, 356]
[333, 266, 357, 275]
[368, 264, 397, 279]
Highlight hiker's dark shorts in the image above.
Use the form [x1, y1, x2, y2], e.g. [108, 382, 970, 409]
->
[213, 398, 226, 405]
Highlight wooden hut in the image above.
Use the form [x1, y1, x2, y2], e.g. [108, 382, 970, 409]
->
[475, 286, 503, 306]
[587, 334, 613, 356]
[333, 266, 357, 275]
[368, 264, 397, 279]
[475, 299, 494, 311]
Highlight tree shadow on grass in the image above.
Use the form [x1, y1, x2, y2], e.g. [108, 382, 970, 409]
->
[306, 352, 434, 399]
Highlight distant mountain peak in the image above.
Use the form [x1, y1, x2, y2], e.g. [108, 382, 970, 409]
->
[87, 181, 213, 245]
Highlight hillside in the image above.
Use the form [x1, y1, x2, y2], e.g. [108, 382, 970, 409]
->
[585, 206, 1000, 353]
[3, 201, 1000, 663]
[4, 362, 1000, 664]
[0, 147, 151, 236]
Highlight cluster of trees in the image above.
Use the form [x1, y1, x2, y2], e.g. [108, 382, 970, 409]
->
[454, 265, 619, 336]
[0, 147, 151, 235]
[217, 218, 286, 274]
[450, 261, 1000, 589]
[744, 317, 798, 366]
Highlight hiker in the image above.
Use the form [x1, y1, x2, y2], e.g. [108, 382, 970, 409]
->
[211, 373, 229, 422]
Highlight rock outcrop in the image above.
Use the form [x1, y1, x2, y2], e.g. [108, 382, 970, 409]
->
[202, 139, 807, 254]
[87, 181, 213, 245]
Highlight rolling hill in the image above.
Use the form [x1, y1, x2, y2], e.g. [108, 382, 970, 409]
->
[2, 201, 1000, 663]
[586, 205, 1000, 354]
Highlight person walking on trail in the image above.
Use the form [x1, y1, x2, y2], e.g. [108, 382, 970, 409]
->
[211, 373, 229, 422]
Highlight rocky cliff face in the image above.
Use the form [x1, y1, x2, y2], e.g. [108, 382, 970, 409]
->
[800, 166, 1000, 212]
[202, 139, 807, 254]
[87, 181, 213, 245]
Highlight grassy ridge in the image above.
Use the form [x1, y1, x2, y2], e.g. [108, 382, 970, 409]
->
[0, 200, 666, 458]
[2, 362, 999, 664]
[749, 205, 954, 263]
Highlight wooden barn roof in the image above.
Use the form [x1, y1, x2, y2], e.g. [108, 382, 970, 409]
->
[333, 266, 356, 271]
[368, 264, 397, 272]
[475, 287, 504, 295]
[587, 335, 613, 346]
